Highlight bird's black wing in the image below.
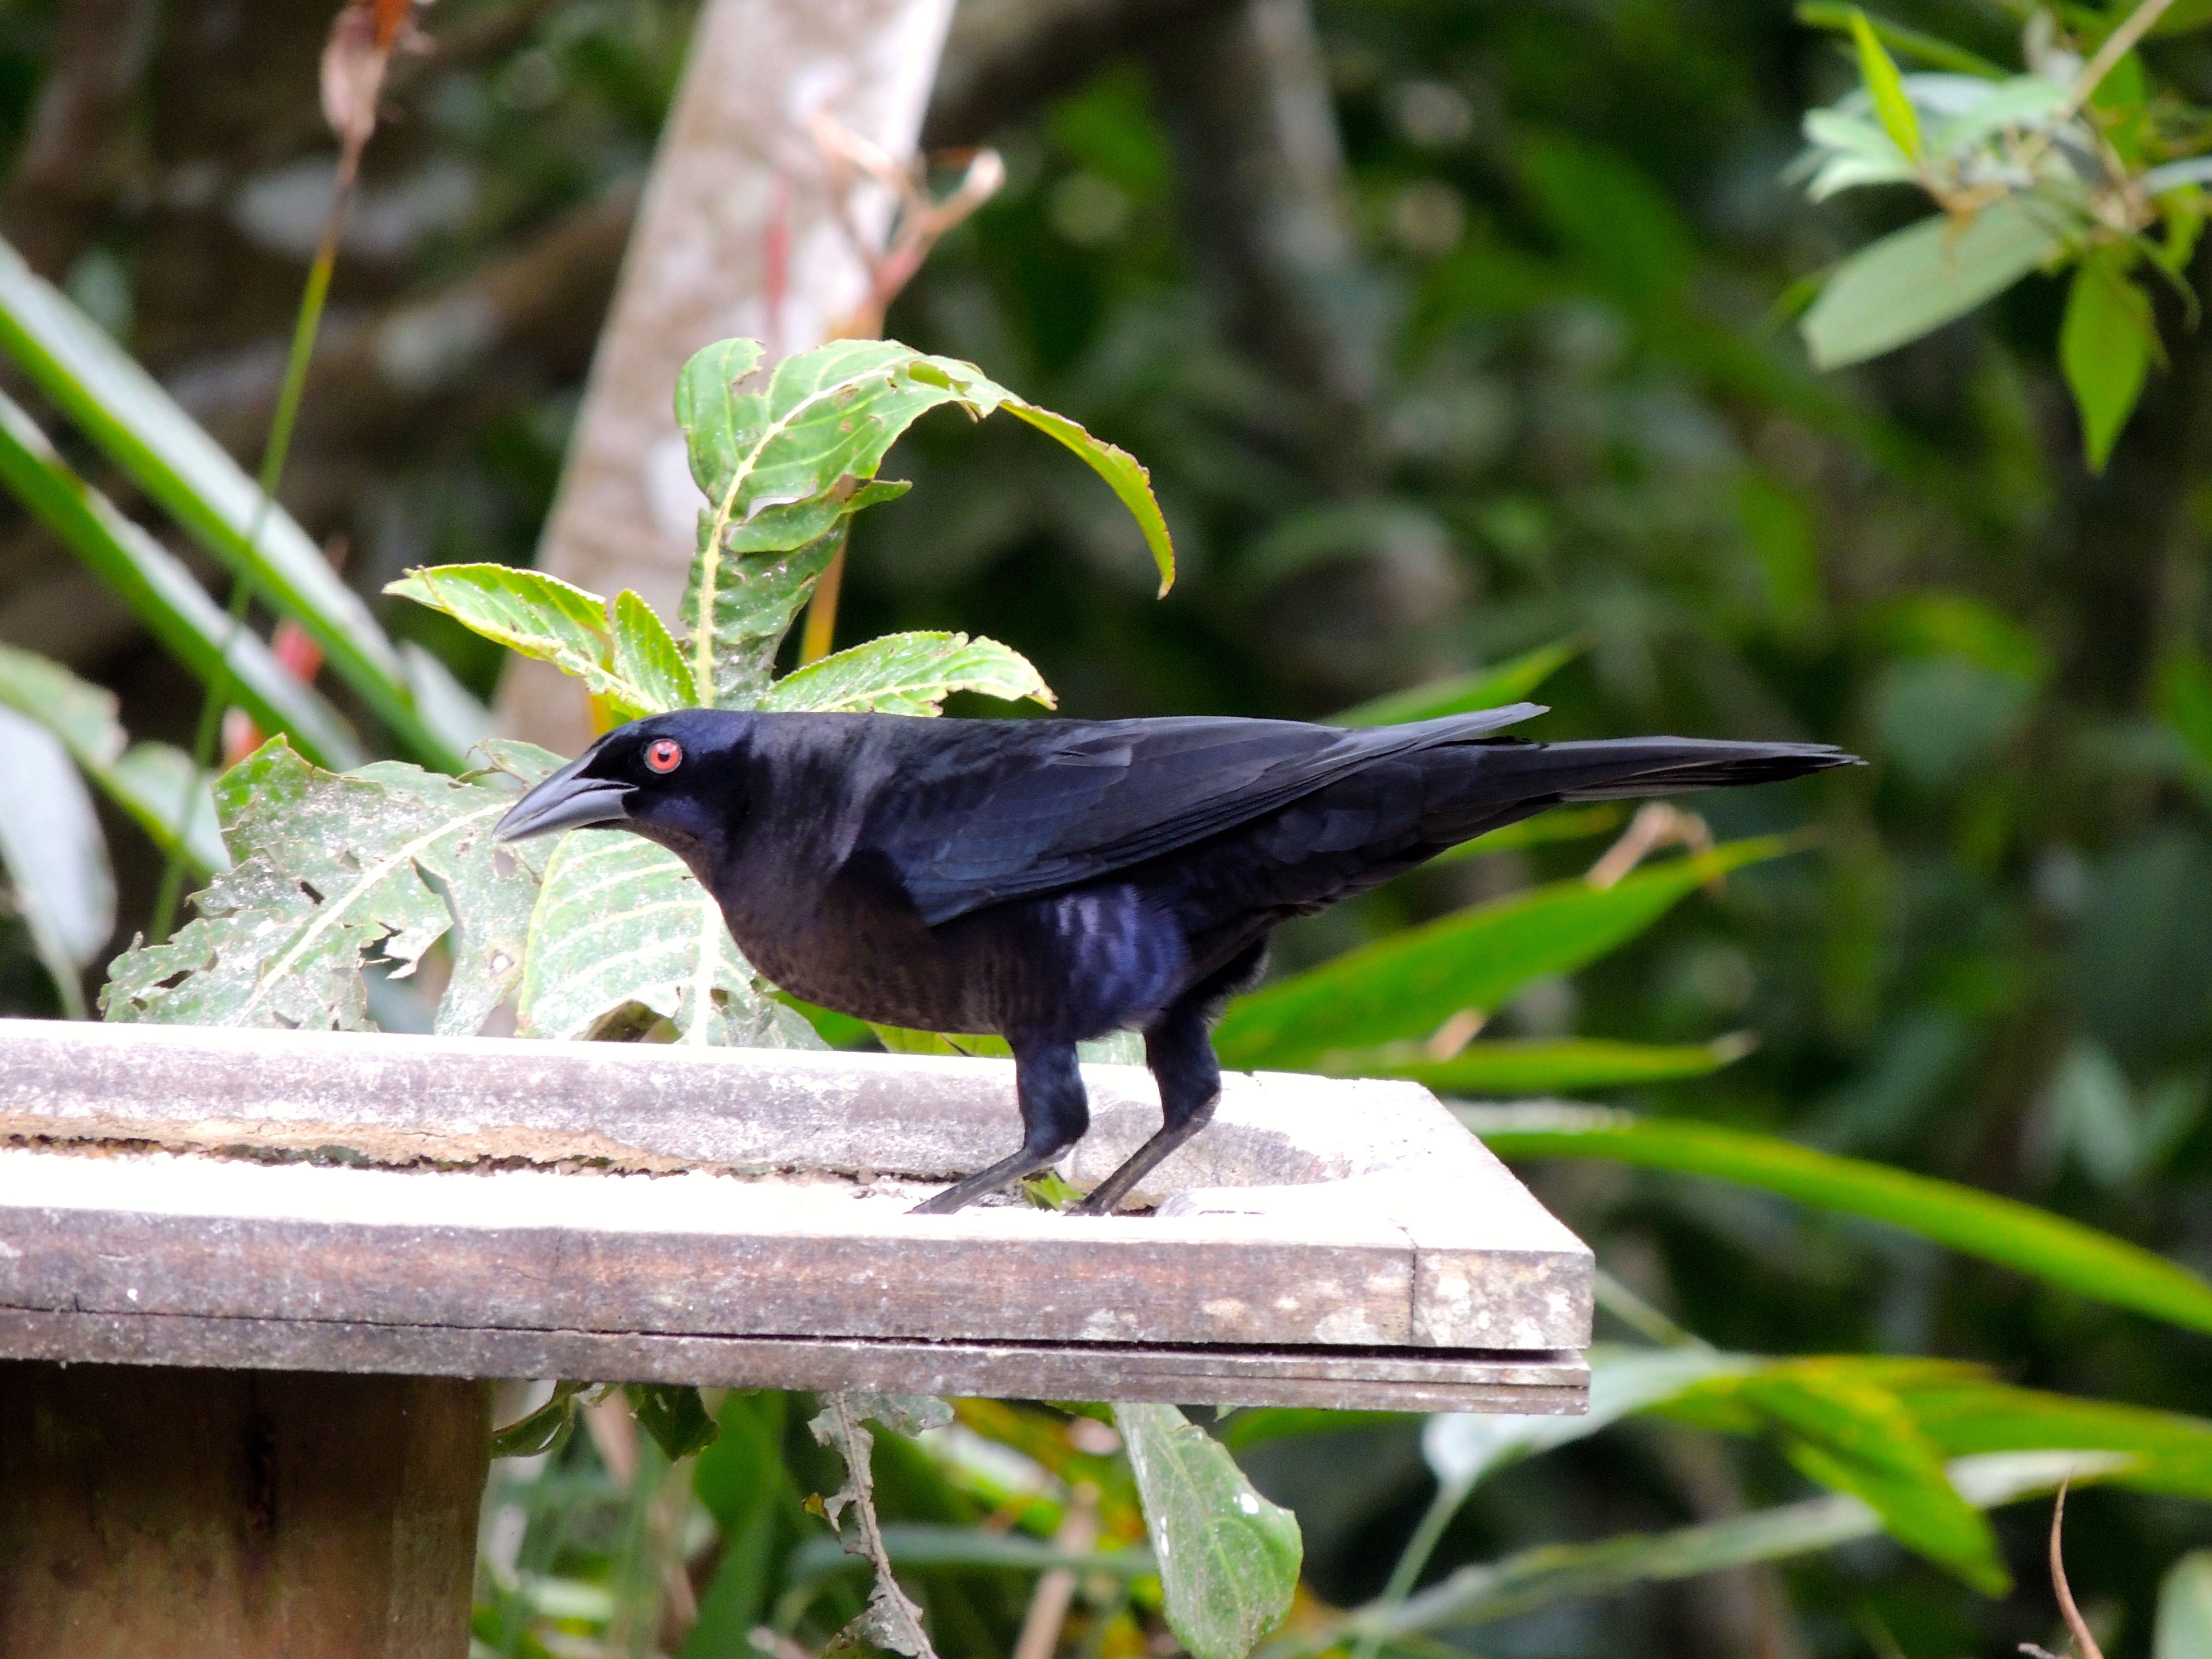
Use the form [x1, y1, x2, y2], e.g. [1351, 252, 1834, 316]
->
[858, 704, 1544, 926]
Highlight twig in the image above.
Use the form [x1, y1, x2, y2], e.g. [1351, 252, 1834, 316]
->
[811, 1393, 942, 1659]
[1012, 1481, 1100, 1659]
[1584, 803, 1718, 891]
[2027, 1479, 2106, 1659]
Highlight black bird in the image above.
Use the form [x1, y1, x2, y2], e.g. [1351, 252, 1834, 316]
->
[496, 705, 1857, 1214]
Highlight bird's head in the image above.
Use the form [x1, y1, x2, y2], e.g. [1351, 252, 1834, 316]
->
[494, 710, 749, 856]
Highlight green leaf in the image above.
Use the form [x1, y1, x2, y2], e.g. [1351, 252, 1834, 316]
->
[1737, 1367, 2007, 1592]
[0, 237, 473, 770]
[385, 564, 667, 720]
[2157, 1552, 2212, 1657]
[1423, 1345, 1755, 1492]
[0, 388, 361, 770]
[1215, 839, 1792, 1070]
[761, 631, 1055, 715]
[101, 739, 551, 1035]
[1301, 1452, 2107, 1653]
[1432, 803, 1624, 866]
[1357, 1033, 1755, 1094]
[1793, 3, 2007, 76]
[2061, 250, 2156, 474]
[0, 706, 111, 1016]
[514, 829, 824, 1048]
[2158, 650, 2212, 772]
[1115, 1403, 1302, 1659]
[1802, 202, 2066, 370]
[1849, 8, 1923, 160]
[609, 589, 693, 713]
[0, 642, 224, 873]
[675, 337, 1173, 707]
[491, 1381, 586, 1459]
[1457, 1106, 2212, 1336]
[1330, 637, 1586, 726]
[626, 1383, 721, 1461]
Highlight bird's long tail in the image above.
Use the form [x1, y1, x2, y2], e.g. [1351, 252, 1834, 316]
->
[1420, 735, 1858, 845]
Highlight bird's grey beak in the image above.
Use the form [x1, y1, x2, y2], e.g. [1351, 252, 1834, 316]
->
[495, 751, 634, 842]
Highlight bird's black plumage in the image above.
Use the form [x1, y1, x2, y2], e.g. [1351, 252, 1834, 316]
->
[497, 705, 1859, 1213]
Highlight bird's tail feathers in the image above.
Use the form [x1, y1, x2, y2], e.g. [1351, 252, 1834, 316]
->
[1503, 737, 1859, 801]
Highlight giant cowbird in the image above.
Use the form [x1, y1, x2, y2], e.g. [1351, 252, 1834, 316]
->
[497, 705, 1857, 1214]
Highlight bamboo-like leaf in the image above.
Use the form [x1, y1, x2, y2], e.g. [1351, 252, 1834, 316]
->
[1215, 840, 1791, 1070]
[1739, 1367, 2007, 1592]
[1792, 3, 2008, 77]
[1330, 637, 1584, 727]
[0, 642, 224, 873]
[0, 388, 361, 769]
[0, 706, 112, 1017]
[514, 830, 823, 1048]
[1457, 1105, 2212, 1335]
[1290, 1452, 2112, 1653]
[101, 738, 553, 1034]
[1116, 1403, 1302, 1659]
[1801, 202, 2066, 370]
[1849, 7, 1923, 159]
[0, 237, 473, 769]
[675, 337, 1173, 707]
[761, 632, 1055, 716]
[1352, 1033, 1754, 1094]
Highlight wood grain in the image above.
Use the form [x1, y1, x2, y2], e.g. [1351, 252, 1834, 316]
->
[0, 1020, 1593, 1410]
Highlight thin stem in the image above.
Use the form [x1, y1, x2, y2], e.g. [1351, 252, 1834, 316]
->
[146, 145, 361, 943]
[1350, 1475, 1475, 1659]
[1594, 1267, 1712, 1350]
[798, 530, 849, 664]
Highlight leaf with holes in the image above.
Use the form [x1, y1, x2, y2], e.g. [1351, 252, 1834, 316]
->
[760, 632, 1054, 715]
[514, 829, 822, 1047]
[675, 336, 1171, 707]
[100, 737, 554, 1034]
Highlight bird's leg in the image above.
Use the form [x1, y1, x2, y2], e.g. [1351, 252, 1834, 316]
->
[1070, 1007, 1217, 1215]
[909, 1040, 1090, 1215]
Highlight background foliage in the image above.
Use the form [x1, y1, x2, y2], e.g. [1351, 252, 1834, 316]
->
[9, 0, 2212, 1653]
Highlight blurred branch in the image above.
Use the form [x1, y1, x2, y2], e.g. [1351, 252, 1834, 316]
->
[1142, 0, 1382, 486]
[1, 0, 160, 277]
[924, 0, 1234, 146]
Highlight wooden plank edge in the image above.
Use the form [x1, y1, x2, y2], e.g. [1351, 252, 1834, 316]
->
[0, 1310, 1590, 1415]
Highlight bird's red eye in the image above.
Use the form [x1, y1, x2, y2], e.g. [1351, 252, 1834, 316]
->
[645, 738, 683, 774]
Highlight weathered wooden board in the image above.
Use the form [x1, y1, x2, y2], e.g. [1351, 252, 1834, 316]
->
[0, 1019, 1591, 1411]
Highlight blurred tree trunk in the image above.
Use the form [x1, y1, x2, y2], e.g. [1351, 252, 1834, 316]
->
[497, 0, 957, 755]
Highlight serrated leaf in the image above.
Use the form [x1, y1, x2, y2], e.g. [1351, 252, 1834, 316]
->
[1115, 1403, 1301, 1659]
[101, 738, 548, 1035]
[675, 337, 1173, 707]
[2062, 249, 2156, 473]
[386, 563, 665, 719]
[1802, 202, 2065, 369]
[1850, 8, 1923, 159]
[513, 830, 823, 1048]
[627, 1383, 721, 1460]
[761, 632, 1055, 715]
[0, 642, 224, 873]
[0, 706, 112, 1016]
[609, 589, 693, 712]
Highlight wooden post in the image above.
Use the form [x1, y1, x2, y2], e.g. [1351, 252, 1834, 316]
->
[0, 1363, 490, 1658]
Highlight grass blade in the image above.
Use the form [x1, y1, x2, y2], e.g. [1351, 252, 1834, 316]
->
[1331, 637, 1586, 727]
[0, 388, 360, 769]
[1458, 1105, 2212, 1336]
[1352, 1034, 1755, 1094]
[0, 237, 466, 769]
